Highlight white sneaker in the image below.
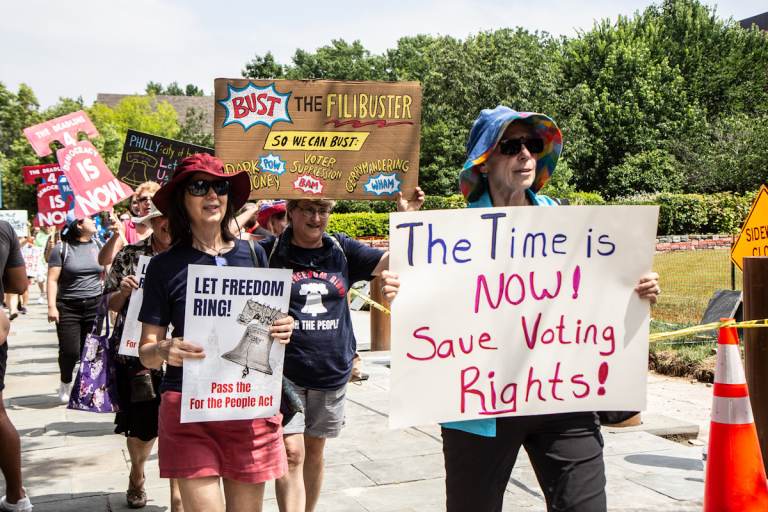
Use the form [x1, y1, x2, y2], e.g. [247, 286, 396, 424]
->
[57, 382, 71, 404]
[0, 492, 33, 511]
[35, 297, 45, 305]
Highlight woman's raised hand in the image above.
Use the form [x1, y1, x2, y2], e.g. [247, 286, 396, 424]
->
[396, 186, 425, 212]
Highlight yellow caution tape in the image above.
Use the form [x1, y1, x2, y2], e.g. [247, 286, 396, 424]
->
[349, 288, 391, 315]
[344, 291, 768, 343]
[649, 319, 768, 342]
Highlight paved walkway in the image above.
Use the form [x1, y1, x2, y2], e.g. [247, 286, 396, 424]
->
[2, 298, 711, 511]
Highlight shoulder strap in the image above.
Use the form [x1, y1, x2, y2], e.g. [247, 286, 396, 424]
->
[267, 234, 281, 266]
[62, 242, 69, 264]
[247, 239, 259, 267]
[330, 233, 348, 264]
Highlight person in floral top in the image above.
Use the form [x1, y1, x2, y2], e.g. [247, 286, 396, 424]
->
[104, 200, 181, 511]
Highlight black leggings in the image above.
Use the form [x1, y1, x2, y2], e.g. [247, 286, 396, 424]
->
[442, 412, 606, 512]
[55, 296, 100, 383]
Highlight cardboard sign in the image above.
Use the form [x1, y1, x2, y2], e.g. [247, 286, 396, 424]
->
[118, 255, 152, 357]
[36, 182, 69, 227]
[23, 163, 62, 185]
[0, 211, 29, 237]
[56, 141, 133, 218]
[181, 265, 292, 423]
[214, 79, 422, 200]
[23, 110, 99, 157]
[731, 185, 768, 271]
[388, 205, 659, 429]
[21, 245, 42, 277]
[118, 130, 214, 187]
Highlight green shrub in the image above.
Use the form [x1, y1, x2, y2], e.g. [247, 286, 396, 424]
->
[327, 212, 389, 238]
[327, 191, 755, 238]
[617, 192, 753, 235]
[604, 150, 684, 200]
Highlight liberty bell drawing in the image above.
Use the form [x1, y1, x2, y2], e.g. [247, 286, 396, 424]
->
[222, 299, 284, 378]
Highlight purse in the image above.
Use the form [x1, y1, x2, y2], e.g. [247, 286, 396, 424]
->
[130, 370, 157, 403]
[280, 376, 304, 426]
[68, 296, 120, 413]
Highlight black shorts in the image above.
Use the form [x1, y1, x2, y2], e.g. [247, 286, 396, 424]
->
[0, 342, 7, 393]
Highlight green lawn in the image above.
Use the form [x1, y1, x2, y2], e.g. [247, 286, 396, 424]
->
[652, 249, 740, 325]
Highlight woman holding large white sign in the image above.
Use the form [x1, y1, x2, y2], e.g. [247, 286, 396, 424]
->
[442, 106, 661, 512]
[137, 154, 296, 512]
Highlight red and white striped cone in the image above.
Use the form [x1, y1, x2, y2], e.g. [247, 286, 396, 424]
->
[703, 319, 768, 511]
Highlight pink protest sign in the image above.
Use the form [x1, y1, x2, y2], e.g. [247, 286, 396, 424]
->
[23, 163, 61, 185]
[388, 206, 659, 429]
[23, 110, 100, 157]
[36, 182, 69, 227]
[56, 141, 133, 218]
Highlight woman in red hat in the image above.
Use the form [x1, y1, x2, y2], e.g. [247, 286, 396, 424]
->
[137, 153, 295, 512]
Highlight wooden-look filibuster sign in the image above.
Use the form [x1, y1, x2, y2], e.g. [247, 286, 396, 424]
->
[214, 79, 422, 200]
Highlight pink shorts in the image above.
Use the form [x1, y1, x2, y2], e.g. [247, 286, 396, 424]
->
[158, 391, 287, 483]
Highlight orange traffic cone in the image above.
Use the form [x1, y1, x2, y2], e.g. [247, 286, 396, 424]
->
[704, 319, 768, 511]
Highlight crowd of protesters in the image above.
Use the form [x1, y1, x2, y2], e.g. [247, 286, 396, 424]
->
[0, 105, 662, 512]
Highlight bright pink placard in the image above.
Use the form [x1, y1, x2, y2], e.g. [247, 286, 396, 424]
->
[56, 141, 133, 218]
[24, 110, 100, 157]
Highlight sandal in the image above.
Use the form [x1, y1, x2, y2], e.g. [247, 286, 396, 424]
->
[126, 474, 147, 509]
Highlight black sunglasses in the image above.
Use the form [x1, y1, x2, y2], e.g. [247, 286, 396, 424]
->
[498, 137, 545, 156]
[186, 179, 230, 197]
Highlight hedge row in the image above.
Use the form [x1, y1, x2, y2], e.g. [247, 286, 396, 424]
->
[327, 191, 755, 238]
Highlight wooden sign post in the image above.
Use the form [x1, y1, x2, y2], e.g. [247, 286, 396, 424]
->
[214, 79, 422, 201]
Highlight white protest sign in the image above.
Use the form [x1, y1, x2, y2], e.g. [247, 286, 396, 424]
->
[182, 265, 292, 423]
[118, 255, 152, 357]
[389, 205, 659, 429]
[0, 210, 29, 237]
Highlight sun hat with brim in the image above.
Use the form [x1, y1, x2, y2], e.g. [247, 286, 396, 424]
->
[459, 106, 563, 203]
[132, 200, 163, 227]
[151, 153, 251, 215]
[257, 200, 287, 227]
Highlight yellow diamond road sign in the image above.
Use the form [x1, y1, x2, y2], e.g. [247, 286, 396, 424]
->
[731, 185, 768, 271]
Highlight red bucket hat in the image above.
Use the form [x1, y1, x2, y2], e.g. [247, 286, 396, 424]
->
[256, 200, 287, 227]
[151, 153, 251, 215]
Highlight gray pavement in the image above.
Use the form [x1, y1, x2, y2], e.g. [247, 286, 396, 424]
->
[1, 297, 711, 511]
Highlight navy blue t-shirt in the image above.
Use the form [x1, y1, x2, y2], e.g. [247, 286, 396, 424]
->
[139, 239, 269, 393]
[260, 229, 383, 390]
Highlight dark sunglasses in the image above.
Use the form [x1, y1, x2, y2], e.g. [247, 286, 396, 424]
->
[186, 179, 230, 197]
[498, 137, 545, 156]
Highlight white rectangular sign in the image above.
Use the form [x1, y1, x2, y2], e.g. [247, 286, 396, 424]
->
[181, 265, 292, 423]
[389, 205, 659, 429]
[118, 255, 151, 357]
[0, 210, 29, 237]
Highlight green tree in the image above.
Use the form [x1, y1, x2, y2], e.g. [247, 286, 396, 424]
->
[145, 81, 206, 96]
[242, 51, 285, 79]
[89, 96, 180, 170]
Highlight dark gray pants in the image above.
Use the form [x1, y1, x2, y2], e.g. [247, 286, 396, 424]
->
[442, 412, 606, 512]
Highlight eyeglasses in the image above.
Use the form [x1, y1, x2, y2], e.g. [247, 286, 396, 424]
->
[297, 206, 332, 218]
[186, 179, 230, 197]
[137, 196, 153, 203]
[498, 137, 545, 156]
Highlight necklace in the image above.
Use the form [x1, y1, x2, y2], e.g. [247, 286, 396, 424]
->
[193, 235, 232, 255]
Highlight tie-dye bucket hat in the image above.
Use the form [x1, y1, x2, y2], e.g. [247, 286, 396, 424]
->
[459, 106, 563, 202]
